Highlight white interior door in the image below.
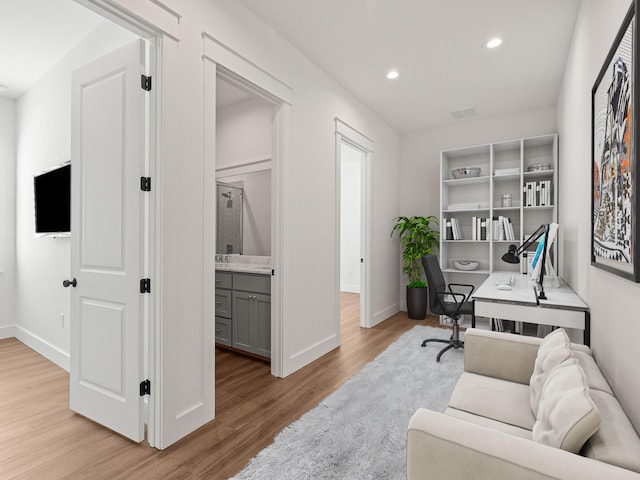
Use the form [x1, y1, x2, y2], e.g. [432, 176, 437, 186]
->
[70, 40, 146, 442]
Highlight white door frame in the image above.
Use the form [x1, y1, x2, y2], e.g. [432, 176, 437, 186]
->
[203, 32, 292, 378]
[73, 0, 162, 447]
[335, 119, 373, 328]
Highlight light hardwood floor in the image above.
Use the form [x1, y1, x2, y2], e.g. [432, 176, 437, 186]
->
[0, 293, 443, 479]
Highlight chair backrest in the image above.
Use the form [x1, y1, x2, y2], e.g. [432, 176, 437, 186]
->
[422, 254, 447, 315]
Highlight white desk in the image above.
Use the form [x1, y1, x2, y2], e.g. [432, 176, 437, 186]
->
[472, 272, 590, 345]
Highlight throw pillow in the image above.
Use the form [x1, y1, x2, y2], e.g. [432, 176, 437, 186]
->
[532, 363, 601, 454]
[530, 328, 573, 414]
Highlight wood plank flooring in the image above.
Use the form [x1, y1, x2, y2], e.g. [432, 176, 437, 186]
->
[0, 293, 444, 479]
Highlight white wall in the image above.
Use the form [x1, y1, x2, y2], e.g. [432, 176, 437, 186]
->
[399, 106, 557, 309]
[0, 97, 17, 335]
[340, 142, 361, 293]
[556, 0, 640, 431]
[14, 21, 137, 367]
[216, 96, 272, 170]
[242, 169, 271, 256]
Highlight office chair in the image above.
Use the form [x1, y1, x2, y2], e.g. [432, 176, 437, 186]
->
[421, 255, 475, 362]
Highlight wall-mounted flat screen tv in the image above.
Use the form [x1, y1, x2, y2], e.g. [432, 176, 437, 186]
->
[34, 163, 71, 236]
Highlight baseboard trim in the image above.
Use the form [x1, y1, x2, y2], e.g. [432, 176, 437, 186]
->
[340, 284, 361, 294]
[283, 334, 340, 377]
[371, 302, 400, 327]
[0, 324, 17, 339]
[14, 326, 70, 372]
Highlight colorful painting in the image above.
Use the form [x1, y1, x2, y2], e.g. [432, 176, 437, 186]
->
[592, 2, 640, 282]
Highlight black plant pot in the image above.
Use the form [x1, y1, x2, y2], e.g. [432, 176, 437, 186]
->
[406, 286, 427, 320]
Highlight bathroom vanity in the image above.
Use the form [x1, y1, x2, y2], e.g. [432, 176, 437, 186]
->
[215, 258, 271, 359]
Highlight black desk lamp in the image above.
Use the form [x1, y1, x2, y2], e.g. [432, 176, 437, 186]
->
[502, 224, 550, 300]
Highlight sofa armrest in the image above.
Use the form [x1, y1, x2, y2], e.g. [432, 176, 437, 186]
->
[463, 328, 541, 384]
[407, 409, 640, 480]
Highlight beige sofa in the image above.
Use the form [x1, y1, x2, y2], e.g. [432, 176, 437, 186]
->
[407, 328, 640, 479]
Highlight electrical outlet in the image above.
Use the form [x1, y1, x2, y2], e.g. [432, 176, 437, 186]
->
[60, 313, 65, 328]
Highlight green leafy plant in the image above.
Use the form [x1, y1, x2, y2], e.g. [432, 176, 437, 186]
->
[391, 216, 440, 288]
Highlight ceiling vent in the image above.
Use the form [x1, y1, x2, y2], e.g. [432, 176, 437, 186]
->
[451, 107, 477, 120]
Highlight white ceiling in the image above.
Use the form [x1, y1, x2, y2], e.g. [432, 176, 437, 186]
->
[238, 0, 582, 134]
[2, 0, 582, 135]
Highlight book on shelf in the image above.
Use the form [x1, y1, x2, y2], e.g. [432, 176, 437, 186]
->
[451, 218, 463, 239]
[494, 167, 520, 176]
[523, 180, 552, 207]
[448, 203, 481, 210]
[471, 216, 489, 241]
[491, 216, 515, 241]
[444, 218, 463, 240]
[445, 219, 453, 240]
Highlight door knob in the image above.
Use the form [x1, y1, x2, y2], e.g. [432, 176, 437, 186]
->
[63, 278, 77, 288]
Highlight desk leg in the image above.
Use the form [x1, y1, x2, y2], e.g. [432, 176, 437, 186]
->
[471, 301, 476, 329]
[584, 311, 590, 346]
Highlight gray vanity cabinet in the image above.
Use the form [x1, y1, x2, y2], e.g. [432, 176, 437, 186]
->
[214, 271, 233, 346]
[215, 270, 271, 358]
[232, 291, 271, 357]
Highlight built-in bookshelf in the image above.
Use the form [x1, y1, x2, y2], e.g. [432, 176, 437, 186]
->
[439, 134, 558, 328]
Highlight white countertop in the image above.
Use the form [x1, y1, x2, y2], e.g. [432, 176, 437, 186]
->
[215, 264, 271, 275]
[215, 255, 271, 275]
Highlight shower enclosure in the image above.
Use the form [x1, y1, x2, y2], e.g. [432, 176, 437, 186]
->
[216, 182, 243, 254]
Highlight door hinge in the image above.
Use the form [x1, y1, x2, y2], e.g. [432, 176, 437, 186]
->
[140, 278, 151, 294]
[140, 176, 151, 192]
[141, 75, 152, 91]
[140, 379, 151, 396]
[272, 269, 275, 276]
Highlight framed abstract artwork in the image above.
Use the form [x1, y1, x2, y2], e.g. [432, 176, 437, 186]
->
[592, 1, 640, 282]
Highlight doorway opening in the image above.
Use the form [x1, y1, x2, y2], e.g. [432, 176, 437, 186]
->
[335, 119, 373, 332]
[214, 75, 274, 370]
[339, 141, 364, 329]
[202, 33, 291, 378]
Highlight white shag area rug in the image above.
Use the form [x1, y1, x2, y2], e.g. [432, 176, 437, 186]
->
[232, 325, 464, 480]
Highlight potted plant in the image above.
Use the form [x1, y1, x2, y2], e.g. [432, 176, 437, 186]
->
[391, 216, 440, 319]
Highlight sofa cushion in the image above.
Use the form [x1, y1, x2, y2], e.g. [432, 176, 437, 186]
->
[572, 349, 614, 395]
[448, 372, 535, 431]
[529, 328, 573, 414]
[582, 390, 640, 473]
[532, 363, 600, 454]
[444, 407, 532, 440]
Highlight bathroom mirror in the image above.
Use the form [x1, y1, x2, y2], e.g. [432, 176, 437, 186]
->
[216, 169, 271, 256]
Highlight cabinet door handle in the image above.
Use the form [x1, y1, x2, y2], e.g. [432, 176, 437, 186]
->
[215, 329, 222, 334]
[215, 301, 222, 305]
[215, 278, 222, 283]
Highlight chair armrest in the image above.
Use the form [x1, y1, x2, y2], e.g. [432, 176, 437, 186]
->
[435, 290, 467, 318]
[463, 328, 541, 384]
[448, 282, 475, 301]
[407, 409, 640, 480]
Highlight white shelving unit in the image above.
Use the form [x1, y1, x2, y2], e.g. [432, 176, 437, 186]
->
[439, 134, 558, 329]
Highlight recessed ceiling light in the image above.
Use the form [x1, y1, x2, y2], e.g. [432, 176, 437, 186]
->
[386, 70, 399, 80]
[485, 38, 503, 49]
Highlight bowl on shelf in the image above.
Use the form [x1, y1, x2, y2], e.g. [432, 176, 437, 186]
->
[452, 260, 479, 271]
[451, 167, 481, 179]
